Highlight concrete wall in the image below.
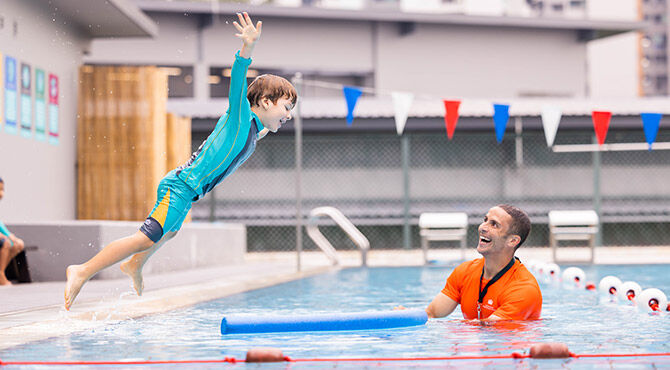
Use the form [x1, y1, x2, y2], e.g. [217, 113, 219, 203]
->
[375, 23, 586, 98]
[7, 221, 246, 281]
[587, 31, 639, 98]
[586, 0, 639, 98]
[0, 0, 88, 222]
[84, 12, 588, 99]
[204, 17, 375, 73]
[84, 13, 199, 65]
[587, 0, 639, 21]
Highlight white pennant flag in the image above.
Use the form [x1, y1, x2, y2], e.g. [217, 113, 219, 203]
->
[541, 106, 562, 147]
[392, 92, 414, 135]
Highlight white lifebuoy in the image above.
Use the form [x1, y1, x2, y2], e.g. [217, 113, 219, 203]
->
[544, 263, 561, 279]
[525, 260, 539, 273]
[619, 281, 642, 302]
[561, 267, 586, 287]
[637, 288, 668, 312]
[598, 276, 623, 296]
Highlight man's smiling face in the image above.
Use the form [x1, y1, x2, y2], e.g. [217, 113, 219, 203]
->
[477, 206, 516, 256]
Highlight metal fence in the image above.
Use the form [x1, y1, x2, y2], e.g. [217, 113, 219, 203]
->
[191, 128, 670, 252]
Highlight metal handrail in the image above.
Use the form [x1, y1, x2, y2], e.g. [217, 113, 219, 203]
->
[306, 207, 370, 266]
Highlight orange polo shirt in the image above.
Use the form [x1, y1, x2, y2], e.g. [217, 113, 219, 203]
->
[441, 258, 542, 320]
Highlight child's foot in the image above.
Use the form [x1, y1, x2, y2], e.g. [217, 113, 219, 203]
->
[120, 260, 144, 296]
[0, 277, 12, 286]
[64, 265, 88, 310]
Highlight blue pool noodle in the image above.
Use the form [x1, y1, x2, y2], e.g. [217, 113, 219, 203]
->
[221, 309, 428, 334]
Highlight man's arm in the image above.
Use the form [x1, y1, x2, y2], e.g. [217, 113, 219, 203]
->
[234, 12, 262, 59]
[426, 292, 459, 318]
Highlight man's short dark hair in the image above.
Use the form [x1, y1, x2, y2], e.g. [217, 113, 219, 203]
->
[497, 204, 531, 249]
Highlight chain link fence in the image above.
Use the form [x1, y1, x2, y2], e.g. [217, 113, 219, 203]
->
[190, 127, 670, 252]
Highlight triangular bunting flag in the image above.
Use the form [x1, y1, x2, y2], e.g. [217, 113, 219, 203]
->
[391, 92, 414, 135]
[443, 100, 461, 140]
[493, 104, 510, 143]
[641, 112, 662, 150]
[541, 106, 562, 147]
[343, 86, 362, 126]
[592, 111, 612, 145]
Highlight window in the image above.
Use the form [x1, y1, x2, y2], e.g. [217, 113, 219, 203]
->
[209, 66, 282, 98]
[656, 75, 667, 91]
[653, 34, 667, 50]
[159, 66, 194, 98]
[208, 67, 374, 99]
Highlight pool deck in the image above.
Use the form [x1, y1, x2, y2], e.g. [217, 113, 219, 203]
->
[1, 246, 670, 350]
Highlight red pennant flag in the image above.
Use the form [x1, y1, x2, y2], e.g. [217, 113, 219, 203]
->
[592, 111, 612, 145]
[443, 100, 461, 140]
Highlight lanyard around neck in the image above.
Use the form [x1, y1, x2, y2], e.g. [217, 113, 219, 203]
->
[478, 257, 518, 305]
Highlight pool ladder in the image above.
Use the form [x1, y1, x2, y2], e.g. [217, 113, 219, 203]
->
[306, 207, 370, 266]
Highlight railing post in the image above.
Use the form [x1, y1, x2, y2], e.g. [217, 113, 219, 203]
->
[293, 73, 304, 272]
[592, 134, 602, 248]
[208, 187, 216, 222]
[402, 134, 411, 250]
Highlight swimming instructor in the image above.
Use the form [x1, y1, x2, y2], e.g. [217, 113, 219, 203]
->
[426, 204, 542, 321]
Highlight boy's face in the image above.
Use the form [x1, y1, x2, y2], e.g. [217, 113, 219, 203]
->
[257, 96, 294, 133]
[0, 182, 4, 201]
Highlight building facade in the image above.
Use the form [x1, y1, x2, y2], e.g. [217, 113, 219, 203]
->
[0, 0, 156, 222]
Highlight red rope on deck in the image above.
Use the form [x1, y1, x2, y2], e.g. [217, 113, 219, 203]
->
[0, 357, 241, 366]
[570, 352, 670, 358]
[287, 353, 530, 362]
[1, 352, 669, 366]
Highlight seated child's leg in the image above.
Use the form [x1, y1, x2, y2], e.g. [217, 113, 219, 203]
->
[0, 238, 12, 285]
[8, 237, 23, 260]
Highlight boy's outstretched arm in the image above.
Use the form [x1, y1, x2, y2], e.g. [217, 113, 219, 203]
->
[234, 12, 262, 59]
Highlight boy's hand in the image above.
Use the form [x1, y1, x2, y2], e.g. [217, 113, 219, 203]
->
[234, 12, 262, 48]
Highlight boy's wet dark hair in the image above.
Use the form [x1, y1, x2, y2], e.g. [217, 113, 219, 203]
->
[247, 74, 297, 107]
[0, 177, 3, 183]
[497, 204, 531, 250]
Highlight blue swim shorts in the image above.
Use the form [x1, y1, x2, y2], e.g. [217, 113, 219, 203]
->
[139, 170, 198, 243]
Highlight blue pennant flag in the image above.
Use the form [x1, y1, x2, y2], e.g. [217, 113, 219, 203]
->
[641, 113, 662, 150]
[493, 104, 510, 143]
[343, 86, 362, 126]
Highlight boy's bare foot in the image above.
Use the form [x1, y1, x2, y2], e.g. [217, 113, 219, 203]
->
[120, 260, 144, 296]
[64, 265, 89, 310]
[0, 277, 12, 286]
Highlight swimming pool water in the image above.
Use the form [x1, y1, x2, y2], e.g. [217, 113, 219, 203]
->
[2, 264, 670, 368]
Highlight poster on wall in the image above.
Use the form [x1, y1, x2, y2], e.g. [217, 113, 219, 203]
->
[48, 73, 59, 145]
[0, 52, 3, 131]
[4, 55, 17, 134]
[35, 68, 46, 141]
[20, 63, 32, 138]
